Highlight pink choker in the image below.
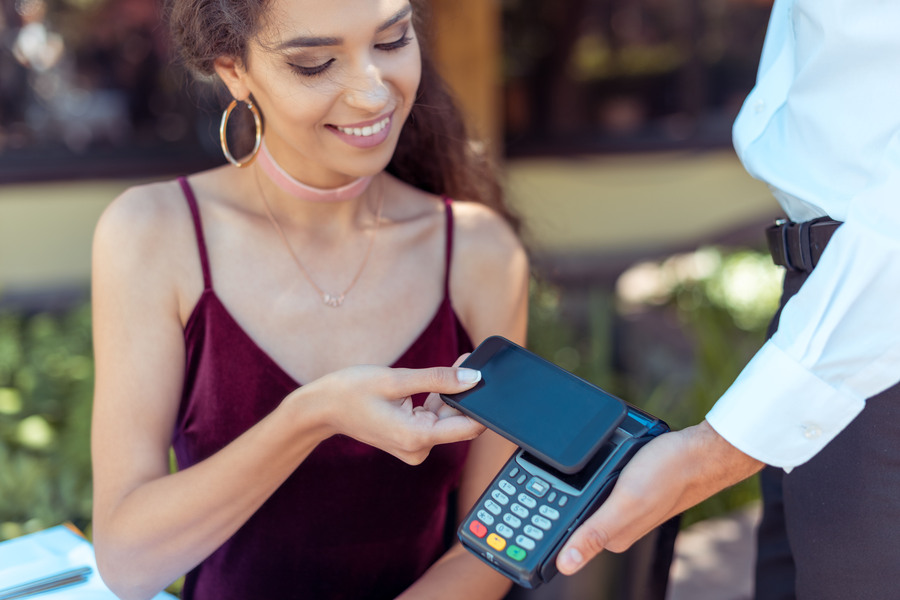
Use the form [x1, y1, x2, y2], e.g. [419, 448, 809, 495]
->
[257, 140, 373, 202]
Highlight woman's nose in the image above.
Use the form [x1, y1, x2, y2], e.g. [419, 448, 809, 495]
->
[344, 63, 390, 112]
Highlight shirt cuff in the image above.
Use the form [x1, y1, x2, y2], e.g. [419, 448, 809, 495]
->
[706, 341, 865, 470]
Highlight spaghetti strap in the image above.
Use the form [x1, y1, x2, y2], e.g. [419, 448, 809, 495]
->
[178, 176, 213, 291]
[442, 196, 454, 295]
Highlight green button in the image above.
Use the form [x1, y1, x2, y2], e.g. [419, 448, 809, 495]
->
[506, 545, 527, 562]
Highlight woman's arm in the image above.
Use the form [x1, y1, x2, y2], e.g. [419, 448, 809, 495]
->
[90, 188, 485, 600]
[397, 201, 530, 599]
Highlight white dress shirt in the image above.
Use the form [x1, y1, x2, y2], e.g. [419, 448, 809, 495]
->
[706, 0, 900, 469]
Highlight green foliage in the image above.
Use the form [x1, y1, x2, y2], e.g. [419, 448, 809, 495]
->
[636, 248, 781, 427]
[527, 276, 622, 395]
[528, 247, 782, 528]
[661, 250, 779, 526]
[0, 304, 94, 541]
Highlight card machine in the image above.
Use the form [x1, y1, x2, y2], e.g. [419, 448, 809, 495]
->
[458, 404, 669, 589]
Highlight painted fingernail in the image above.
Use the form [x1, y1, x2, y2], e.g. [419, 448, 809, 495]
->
[456, 368, 482, 384]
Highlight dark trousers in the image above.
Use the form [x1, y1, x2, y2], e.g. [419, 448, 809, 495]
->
[754, 269, 900, 599]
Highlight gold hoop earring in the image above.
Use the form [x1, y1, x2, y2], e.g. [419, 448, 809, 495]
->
[219, 99, 262, 168]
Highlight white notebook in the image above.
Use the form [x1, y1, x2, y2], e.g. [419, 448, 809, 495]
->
[0, 524, 177, 599]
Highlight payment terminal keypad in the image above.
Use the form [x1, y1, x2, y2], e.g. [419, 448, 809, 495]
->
[465, 466, 570, 564]
[456, 402, 669, 589]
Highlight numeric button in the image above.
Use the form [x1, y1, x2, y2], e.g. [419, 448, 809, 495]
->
[539, 505, 560, 520]
[532, 515, 552, 530]
[517, 493, 537, 509]
[503, 513, 522, 528]
[484, 500, 502, 515]
[496, 523, 514, 538]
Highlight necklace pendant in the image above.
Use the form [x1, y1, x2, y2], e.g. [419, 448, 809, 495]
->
[323, 293, 345, 308]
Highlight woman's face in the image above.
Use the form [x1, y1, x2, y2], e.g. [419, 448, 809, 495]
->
[230, 0, 422, 188]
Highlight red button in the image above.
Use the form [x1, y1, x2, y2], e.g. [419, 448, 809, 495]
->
[469, 520, 488, 538]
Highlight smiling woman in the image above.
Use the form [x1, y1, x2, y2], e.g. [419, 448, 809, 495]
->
[88, 1, 529, 599]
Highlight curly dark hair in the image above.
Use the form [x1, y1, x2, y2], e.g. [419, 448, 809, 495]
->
[166, 0, 518, 229]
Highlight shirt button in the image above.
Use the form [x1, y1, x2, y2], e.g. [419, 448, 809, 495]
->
[753, 99, 766, 114]
[801, 423, 822, 440]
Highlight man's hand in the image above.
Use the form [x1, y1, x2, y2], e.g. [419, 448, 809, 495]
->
[556, 420, 764, 575]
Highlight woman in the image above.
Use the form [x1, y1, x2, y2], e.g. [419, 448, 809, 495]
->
[89, 0, 529, 598]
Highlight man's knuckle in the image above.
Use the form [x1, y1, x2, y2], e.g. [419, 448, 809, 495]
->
[582, 526, 611, 554]
[606, 539, 633, 554]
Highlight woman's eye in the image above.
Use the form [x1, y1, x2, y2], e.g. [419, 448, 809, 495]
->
[287, 27, 411, 76]
[376, 33, 412, 52]
[290, 58, 335, 77]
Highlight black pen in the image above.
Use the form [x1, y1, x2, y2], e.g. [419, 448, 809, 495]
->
[0, 566, 92, 600]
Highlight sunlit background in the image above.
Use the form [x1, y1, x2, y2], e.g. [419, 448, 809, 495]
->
[1, 1, 780, 598]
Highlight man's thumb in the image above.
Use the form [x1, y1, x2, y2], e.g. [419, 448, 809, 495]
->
[556, 519, 611, 575]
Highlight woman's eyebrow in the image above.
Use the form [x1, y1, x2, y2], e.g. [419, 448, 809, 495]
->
[376, 4, 412, 33]
[277, 5, 412, 50]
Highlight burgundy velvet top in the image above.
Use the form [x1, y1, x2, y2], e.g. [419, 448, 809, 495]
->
[172, 178, 474, 600]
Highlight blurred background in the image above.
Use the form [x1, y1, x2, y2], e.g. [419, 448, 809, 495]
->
[1, 0, 780, 598]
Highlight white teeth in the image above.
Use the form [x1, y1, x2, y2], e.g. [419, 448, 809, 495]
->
[337, 117, 389, 137]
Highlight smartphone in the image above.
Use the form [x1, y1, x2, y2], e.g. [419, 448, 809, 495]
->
[441, 336, 628, 474]
[458, 403, 669, 588]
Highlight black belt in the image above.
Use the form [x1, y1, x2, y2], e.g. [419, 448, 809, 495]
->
[765, 217, 842, 272]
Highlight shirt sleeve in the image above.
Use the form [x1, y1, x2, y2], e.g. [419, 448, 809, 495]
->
[707, 0, 900, 470]
[708, 139, 900, 469]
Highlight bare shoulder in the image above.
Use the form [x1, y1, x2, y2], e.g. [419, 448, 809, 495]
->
[93, 178, 200, 315]
[389, 183, 527, 280]
[95, 179, 188, 254]
[448, 199, 530, 343]
[450, 199, 527, 276]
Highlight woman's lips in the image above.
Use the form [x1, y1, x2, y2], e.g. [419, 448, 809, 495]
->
[327, 114, 393, 149]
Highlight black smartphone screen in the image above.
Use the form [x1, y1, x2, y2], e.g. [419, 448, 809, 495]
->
[443, 336, 628, 473]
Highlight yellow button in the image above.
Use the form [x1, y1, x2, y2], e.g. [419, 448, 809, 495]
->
[487, 533, 507, 551]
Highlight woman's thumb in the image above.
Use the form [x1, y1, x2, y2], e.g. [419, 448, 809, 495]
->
[389, 366, 482, 398]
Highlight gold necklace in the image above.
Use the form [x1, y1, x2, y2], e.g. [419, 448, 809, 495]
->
[257, 174, 383, 308]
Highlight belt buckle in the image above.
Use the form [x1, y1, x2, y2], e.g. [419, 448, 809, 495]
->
[779, 220, 800, 271]
[797, 220, 814, 271]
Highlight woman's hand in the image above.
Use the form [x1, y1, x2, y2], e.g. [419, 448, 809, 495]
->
[299, 359, 486, 464]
